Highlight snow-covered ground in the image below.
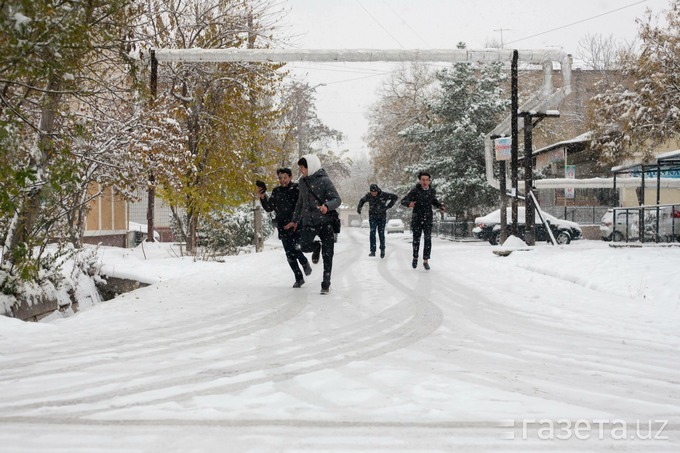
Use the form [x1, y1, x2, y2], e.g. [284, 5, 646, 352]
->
[1, 228, 679, 451]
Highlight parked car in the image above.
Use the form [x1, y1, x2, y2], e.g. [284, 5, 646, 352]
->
[600, 207, 680, 242]
[385, 218, 405, 234]
[599, 209, 638, 242]
[473, 207, 582, 245]
[361, 219, 369, 228]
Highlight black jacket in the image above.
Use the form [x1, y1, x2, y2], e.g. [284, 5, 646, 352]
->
[260, 183, 300, 237]
[357, 188, 398, 220]
[293, 168, 342, 228]
[400, 184, 444, 226]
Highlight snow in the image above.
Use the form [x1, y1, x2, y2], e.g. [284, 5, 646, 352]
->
[12, 12, 31, 30]
[1, 229, 679, 451]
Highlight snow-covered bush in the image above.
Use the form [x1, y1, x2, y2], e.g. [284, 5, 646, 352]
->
[0, 244, 102, 319]
[170, 203, 274, 259]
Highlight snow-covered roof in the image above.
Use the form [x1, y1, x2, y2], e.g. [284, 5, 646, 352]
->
[532, 131, 592, 156]
[612, 149, 680, 173]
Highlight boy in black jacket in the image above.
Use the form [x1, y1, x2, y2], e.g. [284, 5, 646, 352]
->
[401, 172, 445, 270]
[259, 168, 311, 288]
[357, 184, 398, 258]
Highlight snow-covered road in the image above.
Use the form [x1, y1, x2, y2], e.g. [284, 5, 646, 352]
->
[1, 229, 679, 451]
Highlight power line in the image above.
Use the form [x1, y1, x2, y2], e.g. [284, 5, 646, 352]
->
[355, 0, 404, 48]
[289, 62, 392, 76]
[506, 0, 650, 46]
[381, 0, 431, 48]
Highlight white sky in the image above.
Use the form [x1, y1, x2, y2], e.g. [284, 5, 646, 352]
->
[1, 231, 680, 450]
[281, 0, 671, 158]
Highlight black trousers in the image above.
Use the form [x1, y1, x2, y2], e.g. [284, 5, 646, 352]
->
[411, 220, 433, 260]
[299, 222, 335, 286]
[281, 234, 308, 281]
[369, 217, 386, 253]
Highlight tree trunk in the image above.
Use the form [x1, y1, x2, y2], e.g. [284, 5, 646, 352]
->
[187, 209, 198, 254]
[5, 75, 61, 262]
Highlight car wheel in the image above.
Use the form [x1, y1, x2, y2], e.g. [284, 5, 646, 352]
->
[611, 231, 625, 242]
[489, 231, 500, 245]
[556, 231, 571, 244]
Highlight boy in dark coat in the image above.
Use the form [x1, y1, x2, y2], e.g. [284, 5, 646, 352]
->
[357, 184, 398, 258]
[259, 168, 312, 288]
[401, 172, 445, 270]
[285, 154, 342, 295]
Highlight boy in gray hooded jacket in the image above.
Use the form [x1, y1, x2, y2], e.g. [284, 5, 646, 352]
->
[284, 154, 342, 294]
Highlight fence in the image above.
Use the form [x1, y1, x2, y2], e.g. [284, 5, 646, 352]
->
[433, 219, 475, 239]
[432, 206, 610, 242]
[541, 206, 610, 225]
[606, 204, 680, 243]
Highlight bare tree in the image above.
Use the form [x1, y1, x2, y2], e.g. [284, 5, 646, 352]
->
[277, 81, 343, 162]
[365, 62, 436, 190]
[576, 33, 637, 72]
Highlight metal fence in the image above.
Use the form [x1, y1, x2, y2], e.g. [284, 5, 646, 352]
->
[433, 220, 475, 239]
[541, 206, 610, 225]
[128, 190, 177, 228]
[431, 206, 611, 241]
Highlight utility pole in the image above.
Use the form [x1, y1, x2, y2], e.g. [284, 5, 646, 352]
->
[494, 28, 510, 48]
[147, 49, 158, 243]
[247, 12, 264, 253]
[518, 110, 560, 245]
[510, 50, 519, 236]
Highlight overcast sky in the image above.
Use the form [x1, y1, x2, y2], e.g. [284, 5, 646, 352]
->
[279, 0, 670, 159]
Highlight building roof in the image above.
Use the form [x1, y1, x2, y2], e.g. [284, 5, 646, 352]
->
[532, 131, 592, 157]
[611, 149, 680, 173]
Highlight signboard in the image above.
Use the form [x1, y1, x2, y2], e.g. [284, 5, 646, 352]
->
[494, 137, 512, 161]
[564, 187, 575, 199]
[545, 148, 565, 164]
[631, 168, 680, 178]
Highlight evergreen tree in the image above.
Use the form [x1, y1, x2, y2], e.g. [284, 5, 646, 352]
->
[402, 45, 508, 220]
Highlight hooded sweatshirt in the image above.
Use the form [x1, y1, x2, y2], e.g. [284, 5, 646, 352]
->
[293, 154, 342, 227]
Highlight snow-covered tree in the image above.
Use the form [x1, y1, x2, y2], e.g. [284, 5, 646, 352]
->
[1, 0, 139, 279]
[134, 0, 288, 253]
[587, 1, 680, 166]
[277, 81, 343, 162]
[401, 45, 508, 220]
[366, 63, 435, 190]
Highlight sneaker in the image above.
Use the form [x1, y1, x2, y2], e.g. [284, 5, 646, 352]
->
[423, 262, 430, 270]
[412, 259, 418, 269]
[320, 282, 330, 295]
[311, 242, 321, 264]
[293, 279, 305, 288]
[302, 261, 312, 276]
[368, 252, 375, 257]
[380, 250, 385, 258]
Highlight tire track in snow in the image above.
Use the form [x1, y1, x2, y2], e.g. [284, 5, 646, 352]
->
[0, 231, 444, 420]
